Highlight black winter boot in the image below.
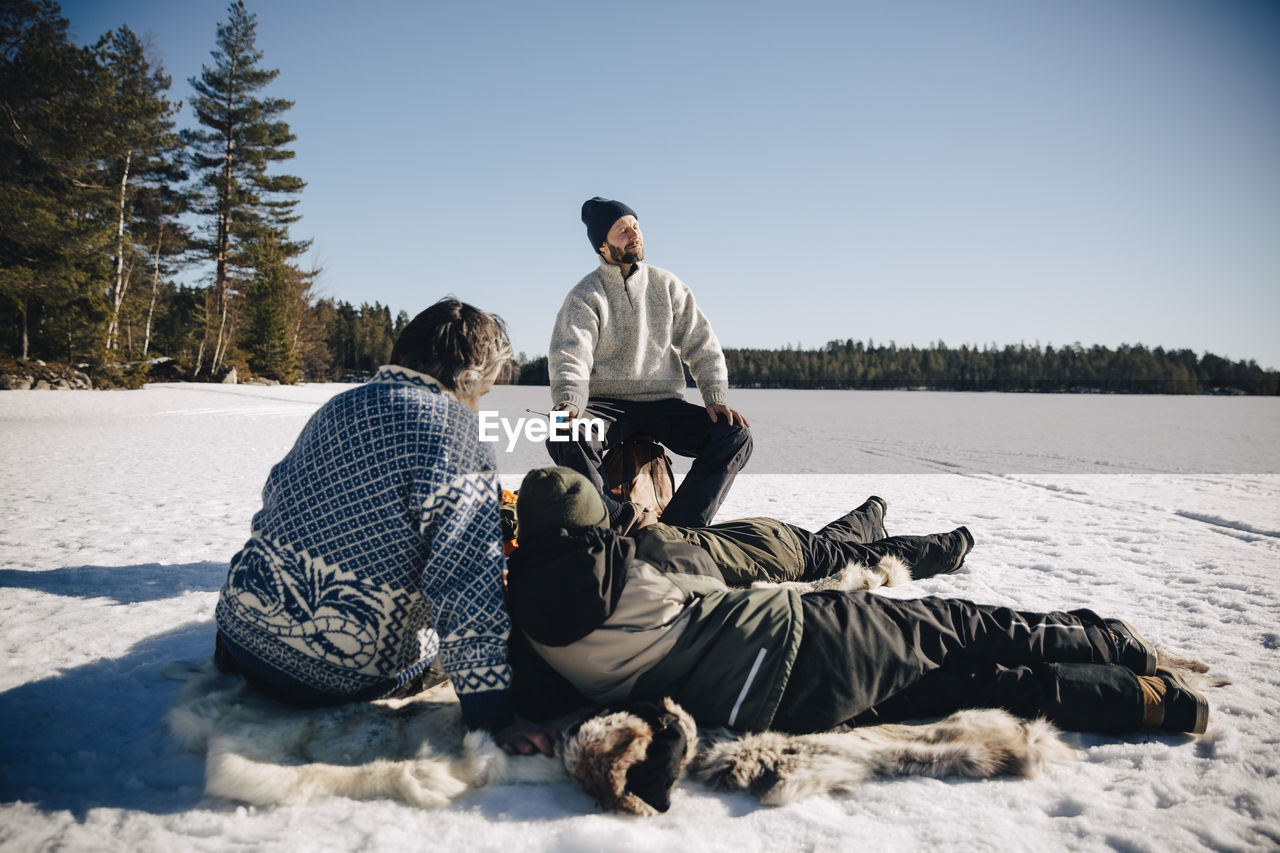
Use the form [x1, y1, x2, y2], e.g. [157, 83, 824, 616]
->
[1105, 618, 1158, 676]
[866, 496, 888, 539]
[1138, 668, 1209, 734]
[945, 526, 974, 574]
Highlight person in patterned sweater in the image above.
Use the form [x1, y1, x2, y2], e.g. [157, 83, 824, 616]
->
[215, 298, 556, 756]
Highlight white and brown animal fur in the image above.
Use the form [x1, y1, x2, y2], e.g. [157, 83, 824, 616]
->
[752, 554, 912, 594]
[1156, 645, 1232, 689]
[165, 662, 1071, 811]
[560, 698, 699, 816]
[163, 660, 565, 809]
[693, 709, 1075, 806]
[166, 645, 1221, 812]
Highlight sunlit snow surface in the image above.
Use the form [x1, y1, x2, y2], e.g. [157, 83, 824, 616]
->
[1, 383, 1278, 852]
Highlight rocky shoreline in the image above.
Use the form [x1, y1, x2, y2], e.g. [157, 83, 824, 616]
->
[0, 358, 284, 390]
[0, 358, 94, 390]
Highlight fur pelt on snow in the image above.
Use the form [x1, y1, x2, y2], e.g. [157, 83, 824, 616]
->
[1155, 645, 1232, 689]
[162, 659, 566, 809]
[693, 709, 1075, 806]
[164, 659, 1080, 814]
[751, 554, 912, 594]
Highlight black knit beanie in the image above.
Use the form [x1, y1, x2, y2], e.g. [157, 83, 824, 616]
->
[516, 466, 610, 538]
[581, 197, 637, 253]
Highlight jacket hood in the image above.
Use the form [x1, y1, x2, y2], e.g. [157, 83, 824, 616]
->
[506, 527, 636, 646]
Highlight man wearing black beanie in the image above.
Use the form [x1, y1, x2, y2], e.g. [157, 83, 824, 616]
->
[546, 197, 753, 529]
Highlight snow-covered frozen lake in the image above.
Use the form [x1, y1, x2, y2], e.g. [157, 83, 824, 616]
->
[1, 383, 1278, 851]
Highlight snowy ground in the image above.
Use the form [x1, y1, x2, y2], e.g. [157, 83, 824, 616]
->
[1, 383, 1278, 852]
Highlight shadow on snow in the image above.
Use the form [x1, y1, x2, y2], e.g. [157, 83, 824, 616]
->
[0, 619, 215, 818]
[0, 562, 226, 604]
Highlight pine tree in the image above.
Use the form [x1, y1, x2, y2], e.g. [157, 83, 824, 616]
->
[241, 239, 296, 382]
[352, 302, 395, 373]
[94, 25, 185, 355]
[294, 290, 335, 380]
[0, 0, 111, 360]
[183, 0, 307, 377]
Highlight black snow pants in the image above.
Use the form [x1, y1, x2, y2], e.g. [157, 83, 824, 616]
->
[770, 592, 1144, 735]
[545, 396, 752, 527]
[787, 496, 965, 581]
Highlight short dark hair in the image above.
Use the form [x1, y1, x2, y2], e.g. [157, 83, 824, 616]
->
[390, 298, 512, 394]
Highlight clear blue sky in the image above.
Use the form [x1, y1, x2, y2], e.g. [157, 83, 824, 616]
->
[62, 0, 1280, 369]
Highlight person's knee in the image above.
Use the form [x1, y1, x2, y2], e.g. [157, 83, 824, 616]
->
[545, 433, 604, 465]
[544, 435, 572, 464]
[718, 422, 753, 459]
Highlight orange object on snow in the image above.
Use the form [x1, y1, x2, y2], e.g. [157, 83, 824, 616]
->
[501, 489, 518, 555]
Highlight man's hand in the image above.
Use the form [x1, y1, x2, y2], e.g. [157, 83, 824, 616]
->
[552, 401, 579, 418]
[493, 719, 561, 757]
[550, 402, 579, 438]
[706, 402, 749, 427]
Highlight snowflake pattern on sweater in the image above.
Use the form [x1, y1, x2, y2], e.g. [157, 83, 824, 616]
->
[215, 366, 511, 724]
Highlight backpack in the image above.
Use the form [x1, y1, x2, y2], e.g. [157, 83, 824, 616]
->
[603, 436, 675, 520]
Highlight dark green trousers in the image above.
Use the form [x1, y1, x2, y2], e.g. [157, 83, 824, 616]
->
[771, 591, 1142, 734]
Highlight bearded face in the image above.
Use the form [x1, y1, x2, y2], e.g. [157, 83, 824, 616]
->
[601, 216, 644, 265]
[605, 241, 644, 266]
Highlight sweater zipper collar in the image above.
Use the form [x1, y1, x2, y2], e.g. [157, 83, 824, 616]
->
[601, 260, 642, 308]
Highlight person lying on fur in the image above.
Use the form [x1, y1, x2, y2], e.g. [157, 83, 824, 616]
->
[505, 466, 1210, 739]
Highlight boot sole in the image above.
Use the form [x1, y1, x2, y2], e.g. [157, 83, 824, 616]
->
[1109, 618, 1158, 676]
[1158, 667, 1210, 734]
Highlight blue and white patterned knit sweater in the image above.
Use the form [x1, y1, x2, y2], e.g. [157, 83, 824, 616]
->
[215, 366, 512, 726]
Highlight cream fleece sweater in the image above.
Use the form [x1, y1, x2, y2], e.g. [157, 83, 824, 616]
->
[549, 260, 729, 411]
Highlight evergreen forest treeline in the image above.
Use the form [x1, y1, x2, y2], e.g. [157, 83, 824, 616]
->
[719, 341, 1277, 395]
[3, 2, 1275, 394]
[515, 341, 1278, 395]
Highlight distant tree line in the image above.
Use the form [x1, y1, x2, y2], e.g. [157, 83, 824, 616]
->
[514, 341, 1278, 395]
[720, 340, 1277, 395]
